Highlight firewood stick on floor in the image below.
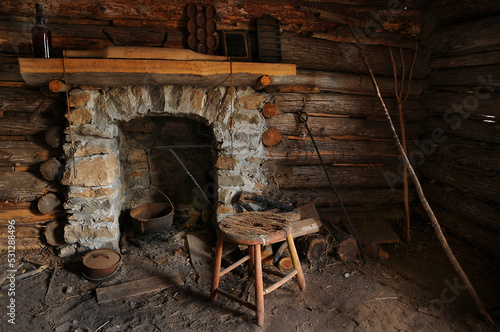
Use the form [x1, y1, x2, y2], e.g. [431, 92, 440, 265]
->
[0, 265, 49, 290]
[44, 266, 58, 303]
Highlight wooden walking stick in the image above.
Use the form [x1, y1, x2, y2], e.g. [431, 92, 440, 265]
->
[348, 23, 493, 325]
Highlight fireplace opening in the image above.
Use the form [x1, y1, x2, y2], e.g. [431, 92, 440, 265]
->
[119, 115, 217, 229]
[62, 85, 270, 252]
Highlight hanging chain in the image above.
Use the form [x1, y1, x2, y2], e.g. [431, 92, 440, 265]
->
[298, 99, 367, 264]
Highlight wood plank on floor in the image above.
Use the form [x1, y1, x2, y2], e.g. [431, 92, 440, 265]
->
[350, 218, 400, 245]
[96, 274, 183, 303]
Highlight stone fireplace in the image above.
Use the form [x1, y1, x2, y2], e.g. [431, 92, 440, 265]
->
[61, 85, 271, 253]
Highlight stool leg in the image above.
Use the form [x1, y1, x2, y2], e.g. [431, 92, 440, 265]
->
[210, 236, 224, 301]
[286, 233, 306, 291]
[253, 245, 265, 327]
[248, 245, 255, 274]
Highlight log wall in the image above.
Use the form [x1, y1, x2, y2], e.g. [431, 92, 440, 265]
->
[420, 0, 500, 256]
[0, 0, 429, 250]
[0, 86, 65, 250]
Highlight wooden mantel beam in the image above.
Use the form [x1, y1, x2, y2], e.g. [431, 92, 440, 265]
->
[18, 58, 296, 87]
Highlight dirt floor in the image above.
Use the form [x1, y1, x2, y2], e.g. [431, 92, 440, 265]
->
[1, 219, 499, 332]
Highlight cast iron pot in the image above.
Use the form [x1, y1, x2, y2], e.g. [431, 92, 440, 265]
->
[82, 248, 122, 280]
[129, 190, 174, 234]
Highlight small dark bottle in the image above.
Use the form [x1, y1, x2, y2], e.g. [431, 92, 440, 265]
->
[32, 4, 52, 58]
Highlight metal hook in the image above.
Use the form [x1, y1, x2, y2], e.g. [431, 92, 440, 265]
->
[71, 146, 77, 178]
[298, 97, 308, 123]
[298, 111, 308, 123]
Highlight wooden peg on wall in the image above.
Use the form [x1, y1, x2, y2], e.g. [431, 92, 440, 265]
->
[262, 102, 278, 118]
[254, 75, 271, 91]
[263, 127, 281, 146]
[49, 80, 71, 93]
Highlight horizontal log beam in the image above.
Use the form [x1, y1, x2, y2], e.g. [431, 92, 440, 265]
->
[0, 20, 185, 55]
[275, 165, 393, 189]
[0, 202, 64, 225]
[276, 70, 425, 96]
[420, 158, 500, 204]
[427, 65, 500, 87]
[425, 116, 500, 144]
[414, 205, 500, 258]
[18, 58, 296, 87]
[17, 57, 426, 97]
[281, 34, 430, 78]
[278, 187, 416, 206]
[0, 225, 41, 240]
[0, 55, 24, 82]
[319, 205, 406, 226]
[431, 138, 500, 172]
[0, 170, 62, 201]
[0, 115, 64, 136]
[421, 91, 500, 118]
[0, 141, 60, 167]
[266, 113, 425, 140]
[0, 1, 422, 37]
[422, 182, 499, 232]
[426, 14, 500, 57]
[274, 92, 426, 120]
[428, 0, 500, 25]
[0, 86, 64, 113]
[424, 154, 497, 179]
[310, 31, 418, 49]
[265, 138, 416, 165]
[298, 5, 422, 38]
[431, 51, 500, 70]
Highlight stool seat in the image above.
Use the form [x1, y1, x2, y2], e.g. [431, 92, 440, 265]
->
[218, 212, 292, 245]
[210, 211, 306, 327]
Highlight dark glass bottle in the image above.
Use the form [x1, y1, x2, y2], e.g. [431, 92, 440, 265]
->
[32, 4, 52, 58]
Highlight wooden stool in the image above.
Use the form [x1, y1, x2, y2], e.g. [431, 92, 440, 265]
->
[210, 212, 306, 326]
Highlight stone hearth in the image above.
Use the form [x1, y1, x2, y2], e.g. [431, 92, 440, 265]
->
[61, 85, 270, 253]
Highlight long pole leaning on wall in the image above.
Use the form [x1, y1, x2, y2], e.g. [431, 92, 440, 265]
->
[347, 24, 493, 325]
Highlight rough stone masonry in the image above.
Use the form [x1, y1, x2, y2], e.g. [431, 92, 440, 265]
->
[61, 85, 272, 254]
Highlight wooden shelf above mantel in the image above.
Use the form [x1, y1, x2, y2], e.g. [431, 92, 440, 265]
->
[18, 58, 296, 88]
